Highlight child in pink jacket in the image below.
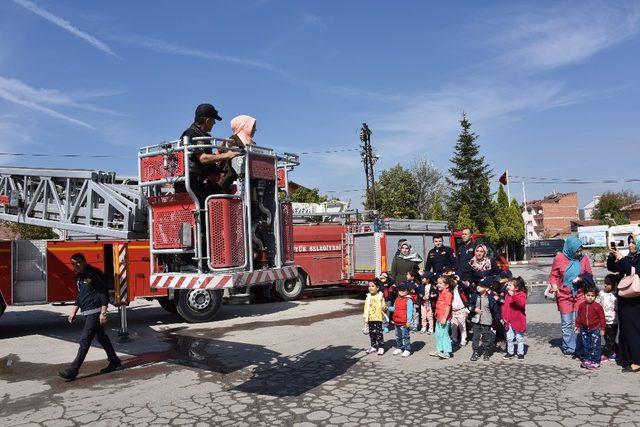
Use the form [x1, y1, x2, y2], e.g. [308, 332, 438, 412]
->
[502, 277, 528, 360]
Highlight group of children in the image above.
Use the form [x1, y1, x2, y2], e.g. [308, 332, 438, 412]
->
[363, 268, 620, 370]
[363, 268, 529, 361]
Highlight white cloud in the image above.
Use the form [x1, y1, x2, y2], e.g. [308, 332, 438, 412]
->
[13, 0, 118, 57]
[116, 35, 279, 72]
[302, 14, 326, 28]
[498, 1, 640, 71]
[0, 76, 124, 128]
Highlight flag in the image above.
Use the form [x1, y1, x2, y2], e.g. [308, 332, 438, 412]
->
[499, 171, 508, 185]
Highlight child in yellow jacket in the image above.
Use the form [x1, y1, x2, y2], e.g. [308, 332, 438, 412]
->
[364, 279, 388, 355]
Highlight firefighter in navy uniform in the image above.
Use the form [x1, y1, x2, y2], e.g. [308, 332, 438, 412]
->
[455, 227, 477, 272]
[425, 235, 456, 275]
[58, 253, 121, 381]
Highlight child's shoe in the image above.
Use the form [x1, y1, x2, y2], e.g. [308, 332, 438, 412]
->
[580, 360, 592, 369]
[470, 352, 479, 361]
[420, 327, 427, 334]
[517, 354, 525, 360]
[438, 352, 451, 359]
[503, 353, 515, 360]
[366, 347, 377, 354]
[392, 348, 402, 356]
[460, 340, 467, 346]
[483, 354, 490, 361]
[429, 351, 442, 357]
[428, 329, 434, 335]
[401, 350, 411, 357]
[601, 355, 608, 362]
[610, 353, 617, 362]
[377, 348, 384, 356]
[588, 362, 601, 370]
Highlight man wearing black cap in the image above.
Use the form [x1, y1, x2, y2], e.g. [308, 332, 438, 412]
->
[178, 103, 239, 204]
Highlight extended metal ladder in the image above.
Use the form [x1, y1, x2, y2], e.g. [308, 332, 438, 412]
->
[0, 167, 147, 239]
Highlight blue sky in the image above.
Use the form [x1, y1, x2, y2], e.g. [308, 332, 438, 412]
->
[1, 0, 639, 208]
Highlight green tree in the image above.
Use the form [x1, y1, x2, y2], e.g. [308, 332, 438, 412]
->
[482, 216, 500, 245]
[446, 113, 493, 230]
[0, 221, 58, 240]
[594, 190, 638, 225]
[431, 194, 444, 221]
[455, 204, 476, 231]
[290, 187, 328, 204]
[508, 198, 525, 244]
[373, 164, 419, 218]
[410, 157, 449, 219]
[494, 184, 512, 245]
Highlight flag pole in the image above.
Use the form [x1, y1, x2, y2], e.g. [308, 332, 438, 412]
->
[506, 169, 511, 201]
[522, 180, 529, 250]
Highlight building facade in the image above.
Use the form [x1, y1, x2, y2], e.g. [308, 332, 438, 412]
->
[522, 192, 579, 239]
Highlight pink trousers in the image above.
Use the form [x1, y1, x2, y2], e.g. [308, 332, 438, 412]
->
[451, 308, 469, 345]
[420, 303, 434, 332]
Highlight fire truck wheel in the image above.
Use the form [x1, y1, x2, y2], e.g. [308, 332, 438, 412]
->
[275, 276, 305, 301]
[157, 297, 178, 314]
[176, 289, 223, 323]
[0, 295, 5, 318]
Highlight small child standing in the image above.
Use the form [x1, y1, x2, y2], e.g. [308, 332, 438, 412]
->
[406, 271, 421, 331]
[363, 279, 387, 356]
[431, 276, 454, 359]
[419, 272, 435, 334]
[390, 282, 414, 357]
[502, 277, 528, 360]
[468, 277, 501, 361]
[450, 277, 469, 347]
[575, 284, 606, 370]
[599, 274, 619, 362]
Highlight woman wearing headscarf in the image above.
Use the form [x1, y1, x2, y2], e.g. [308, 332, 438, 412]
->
[611, 235, 640, 372]
[221, 115, 257, 193]
[549, 236, 594, 357]
[390, 242, 423, 285]
[460, 244, 500, 284]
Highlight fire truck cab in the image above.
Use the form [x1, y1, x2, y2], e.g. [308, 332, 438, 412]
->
[138, 135, 300, 321]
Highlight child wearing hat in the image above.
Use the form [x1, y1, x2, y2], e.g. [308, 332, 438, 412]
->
[467, 276, 502, 361]
[389, 282, 414, 357]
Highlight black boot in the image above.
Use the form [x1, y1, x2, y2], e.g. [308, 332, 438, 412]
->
[470, 351, 479, 361]
[99, 359, 122, 374]
[58, 368, 78, 381]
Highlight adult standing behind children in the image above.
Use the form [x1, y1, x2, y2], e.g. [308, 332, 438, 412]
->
[611, 235, 640, 373]
[455, 228, 476, 271]
[425, 235, 456, 275]
[220, 115, 257, 193]
[460, 244, 500, 284]
[549, 236, 594, 358]
[58, 253, 121, 381]
[390, 242, 423, 285]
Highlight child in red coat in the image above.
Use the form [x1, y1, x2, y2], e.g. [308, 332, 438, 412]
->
[502, 277, 528, 360]
[575, 284, 606, 370]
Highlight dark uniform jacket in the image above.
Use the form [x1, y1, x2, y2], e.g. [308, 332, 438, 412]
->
[181, 124, 222, 179]
[75, 264, 110, 314]
[456, 241, 477, 271]
[425, 246, 456, 274]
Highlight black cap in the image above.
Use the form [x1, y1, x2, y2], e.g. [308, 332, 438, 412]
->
[195, 103, 222, 121]
[421, 271, 436, 281]
[499, 270, 513, 279]
[397, 282, 410, 292]
[478, 277, 494, 288]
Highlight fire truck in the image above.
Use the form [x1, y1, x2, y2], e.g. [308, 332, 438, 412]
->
[0, 135, 300, 325]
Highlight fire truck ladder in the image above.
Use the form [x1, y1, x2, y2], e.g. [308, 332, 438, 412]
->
[0, 167, 147, 239]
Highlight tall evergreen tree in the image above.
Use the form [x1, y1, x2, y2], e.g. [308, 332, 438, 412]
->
[495, 185, 512, 246]
[431, 194, 444, 221]
[456, 204, 476, 231]
[447, 113, 493, 230]
[508, 197, 525, 244]
[482, 216, 500, 245]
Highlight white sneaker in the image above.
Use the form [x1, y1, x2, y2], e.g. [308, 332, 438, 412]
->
[366, 347, 377, 354]
[401, 350, 411, 357]
[392, 348, 402, 356]
[420, 328, 427, 334]
[377, 348, 385, 356]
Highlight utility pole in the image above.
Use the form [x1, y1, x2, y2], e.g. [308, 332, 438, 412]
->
[359, 123, 378, 210]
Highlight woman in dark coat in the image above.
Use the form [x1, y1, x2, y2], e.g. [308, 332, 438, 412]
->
[390, 242, 422, 285]
[610, 236, 640, 372]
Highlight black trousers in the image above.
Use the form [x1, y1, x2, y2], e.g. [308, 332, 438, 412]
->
[368, 321, 384, 349]
[472, 323, 493, 353]
[70, 313, 119, 372]
[603, 324, 618, 358]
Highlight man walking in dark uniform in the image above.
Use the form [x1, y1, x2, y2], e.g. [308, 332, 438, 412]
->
[177, 103, 239, 204]
[58, 253, 121, 381]
[425, 235, 456, 275]
[456, 227, 477, 271]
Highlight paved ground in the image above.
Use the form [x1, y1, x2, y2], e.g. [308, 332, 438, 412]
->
[509, 258, 610, 284]
[1, 289, 639, 426]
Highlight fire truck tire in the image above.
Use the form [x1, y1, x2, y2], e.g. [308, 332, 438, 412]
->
[157, 297, 178, 314]
[176, 289, 223, 323]
[0, 294, 5, 318]
[275, 274, 306, 301]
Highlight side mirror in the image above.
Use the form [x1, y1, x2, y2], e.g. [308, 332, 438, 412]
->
[179, 223, 193, 248]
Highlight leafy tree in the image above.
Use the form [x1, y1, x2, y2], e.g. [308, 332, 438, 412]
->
[594, 190, 639, 225]
[431, 194, 444, 221]
[494, 185, 512, 245]
[482, 216, 500, 245]
[0, 221, 58, 240]
[508, 197, 525, 244]
[410, 157, 449, 219]
[446, 113, 493, 230]
[455, 204, 476, 231]
[290, 187, 328, 204]
[373, 164, 419, 218]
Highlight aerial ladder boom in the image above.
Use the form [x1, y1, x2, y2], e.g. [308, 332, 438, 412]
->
[0, 166, 147, 239]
